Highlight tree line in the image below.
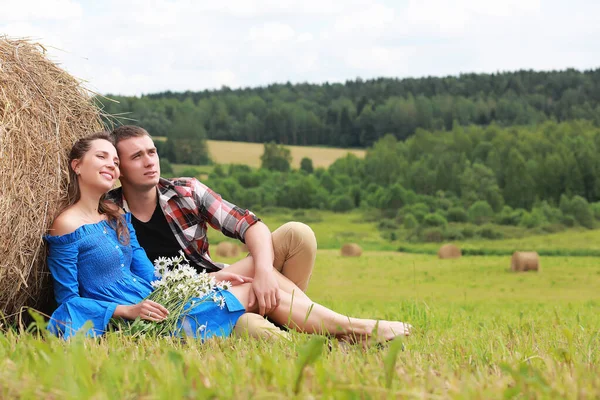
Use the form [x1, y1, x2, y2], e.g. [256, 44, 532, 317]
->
[160, 120, 600, 242]
[100, 68, 600, 150]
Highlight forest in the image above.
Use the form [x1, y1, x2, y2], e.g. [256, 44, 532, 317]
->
[101, 68, 600, 150]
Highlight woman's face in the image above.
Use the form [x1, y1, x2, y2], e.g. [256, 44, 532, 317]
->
[72, 139, 120, 193]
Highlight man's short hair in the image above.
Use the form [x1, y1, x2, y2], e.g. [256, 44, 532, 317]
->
[112, 125, 151, 146]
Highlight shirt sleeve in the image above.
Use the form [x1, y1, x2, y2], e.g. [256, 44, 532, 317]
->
[127, 218, 159, 284]
[46, 240, 118, 339]
[192, 179, 260, 242]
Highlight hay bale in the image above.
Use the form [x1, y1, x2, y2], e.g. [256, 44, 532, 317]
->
[0, 37, 103, 322]
[511, 251, 540, 272]
[438, 244, 462, 259]
[215, 242, 241, 258]
[341, 243, 362, 257]
[240, 243, 249, 253]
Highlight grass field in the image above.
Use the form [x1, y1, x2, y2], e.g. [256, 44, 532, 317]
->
[155, 137, 366, 169]
[2, 251, 599, 398]
[4, 211, 600, 398]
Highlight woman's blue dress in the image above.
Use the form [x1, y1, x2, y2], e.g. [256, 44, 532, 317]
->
[45, 213, 246, 340]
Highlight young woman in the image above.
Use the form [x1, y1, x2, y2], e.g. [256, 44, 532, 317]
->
[46, 131, 412, 341]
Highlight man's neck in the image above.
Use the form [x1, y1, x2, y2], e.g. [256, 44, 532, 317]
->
[121, 184, 158, 222]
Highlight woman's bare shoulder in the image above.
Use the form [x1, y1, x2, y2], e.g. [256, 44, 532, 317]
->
[48, 209, 84, 236]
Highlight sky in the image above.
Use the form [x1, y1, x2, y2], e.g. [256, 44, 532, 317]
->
[1, 0, 599, 96]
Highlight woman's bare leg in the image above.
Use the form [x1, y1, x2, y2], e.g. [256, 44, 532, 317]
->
[227, 283, 411, 341]
[224, 256, 310, 301]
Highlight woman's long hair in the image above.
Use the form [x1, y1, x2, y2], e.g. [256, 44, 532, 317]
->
[62, 131, 129, 244]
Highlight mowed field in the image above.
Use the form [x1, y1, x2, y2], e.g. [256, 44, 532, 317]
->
[2, 251, 599, 398]
[207, 140, 365, 168]
[155, 137, 366, 168]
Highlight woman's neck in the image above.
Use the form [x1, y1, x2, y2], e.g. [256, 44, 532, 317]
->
[74, 189, 104, 222]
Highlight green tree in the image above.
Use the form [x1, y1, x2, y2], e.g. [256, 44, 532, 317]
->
[330, 195, 354, 212]
[260, 142, 292, 172]
[300, 157, 314, 174]
[169, 99, 211, 165]
[502, 149, 535, 209]
[468, 200, 494, 225]
[460, 162, 504, 211]
[570, 195, 594, 228]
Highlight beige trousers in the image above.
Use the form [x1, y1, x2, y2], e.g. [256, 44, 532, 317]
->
[232, 222, 317, 340]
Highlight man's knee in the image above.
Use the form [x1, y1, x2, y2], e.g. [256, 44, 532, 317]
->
[233, 313, 290, 340]
[279, 221, 317, 254]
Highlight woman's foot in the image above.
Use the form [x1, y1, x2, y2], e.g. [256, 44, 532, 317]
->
[338, 320, 412, 345]
[371, 320, 412, 340]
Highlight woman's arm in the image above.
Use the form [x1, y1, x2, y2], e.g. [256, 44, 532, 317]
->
[47, 240, 120, 338]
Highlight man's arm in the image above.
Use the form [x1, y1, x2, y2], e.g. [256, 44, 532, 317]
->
[243, 221, 281, 315]
[188, 178, 280, 314]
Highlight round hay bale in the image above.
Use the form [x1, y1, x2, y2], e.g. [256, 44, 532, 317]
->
[239, 243, 249, 253]
[215, 242, 241, 258]
[511, 251, 540, 272]
[0, 37, 103, 322]
[341, 243, 362, 257]
[438, 244, 462, 259]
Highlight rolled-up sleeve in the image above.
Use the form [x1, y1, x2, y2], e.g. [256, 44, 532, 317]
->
[192, 179, 259, 242]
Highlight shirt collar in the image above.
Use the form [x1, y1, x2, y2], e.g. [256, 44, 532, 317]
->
[157, 177, 179, 202]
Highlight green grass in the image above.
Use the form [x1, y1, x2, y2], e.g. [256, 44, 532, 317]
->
[3, 252, 600, 398]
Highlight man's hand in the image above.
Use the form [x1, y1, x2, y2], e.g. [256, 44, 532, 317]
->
[212, 270, 253, 286]
[248, 267, 280, 316]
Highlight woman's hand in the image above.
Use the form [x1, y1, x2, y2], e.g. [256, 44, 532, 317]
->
[211, 270, 253, 286]
[114, 300, 170, 322]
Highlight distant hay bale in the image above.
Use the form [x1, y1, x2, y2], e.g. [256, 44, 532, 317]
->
[341, 243, 362, 257]
[240, 243, 249, 253]
[511, 252, 540, 272]
[438, 244, 462, 259]
[0, 37, 104, 322]
[215, 242, 241, 258]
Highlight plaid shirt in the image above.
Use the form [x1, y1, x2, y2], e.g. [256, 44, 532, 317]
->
[108, 177, 259, 272]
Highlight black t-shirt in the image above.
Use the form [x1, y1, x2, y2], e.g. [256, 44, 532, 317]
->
[131, 203, 208, 272]
[131, 203, 181, 264]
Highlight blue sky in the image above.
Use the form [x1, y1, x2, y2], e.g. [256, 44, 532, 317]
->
[2, 0, 599, 96]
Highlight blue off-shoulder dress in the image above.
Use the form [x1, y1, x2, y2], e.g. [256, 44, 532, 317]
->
[44, 213, 246, 340]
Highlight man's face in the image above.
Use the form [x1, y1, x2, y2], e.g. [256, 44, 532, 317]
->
[116, 135, 161, 190]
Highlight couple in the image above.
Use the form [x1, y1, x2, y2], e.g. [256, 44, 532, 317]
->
[45, 126, 412, 342]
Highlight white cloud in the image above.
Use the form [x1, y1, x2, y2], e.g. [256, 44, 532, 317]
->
[248, 22, 296, 43]
[0, 0, 598, 95]
[1, 0, 82, 21]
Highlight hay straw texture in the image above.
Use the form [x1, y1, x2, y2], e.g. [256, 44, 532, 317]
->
[438, 244, 462, 259]
[511, 252, 540, 272]
[340, 243, 362, 257]
[214, 242, 241, 258]
[0, 37, 103, 320]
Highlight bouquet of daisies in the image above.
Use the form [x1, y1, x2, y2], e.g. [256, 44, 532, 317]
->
[117, 252, 231, 338]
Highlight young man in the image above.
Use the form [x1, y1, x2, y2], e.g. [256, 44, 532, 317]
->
[108, 125, 317, 339]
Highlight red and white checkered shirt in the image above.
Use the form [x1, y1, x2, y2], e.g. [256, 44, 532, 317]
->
[109, 177, 259, 272]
